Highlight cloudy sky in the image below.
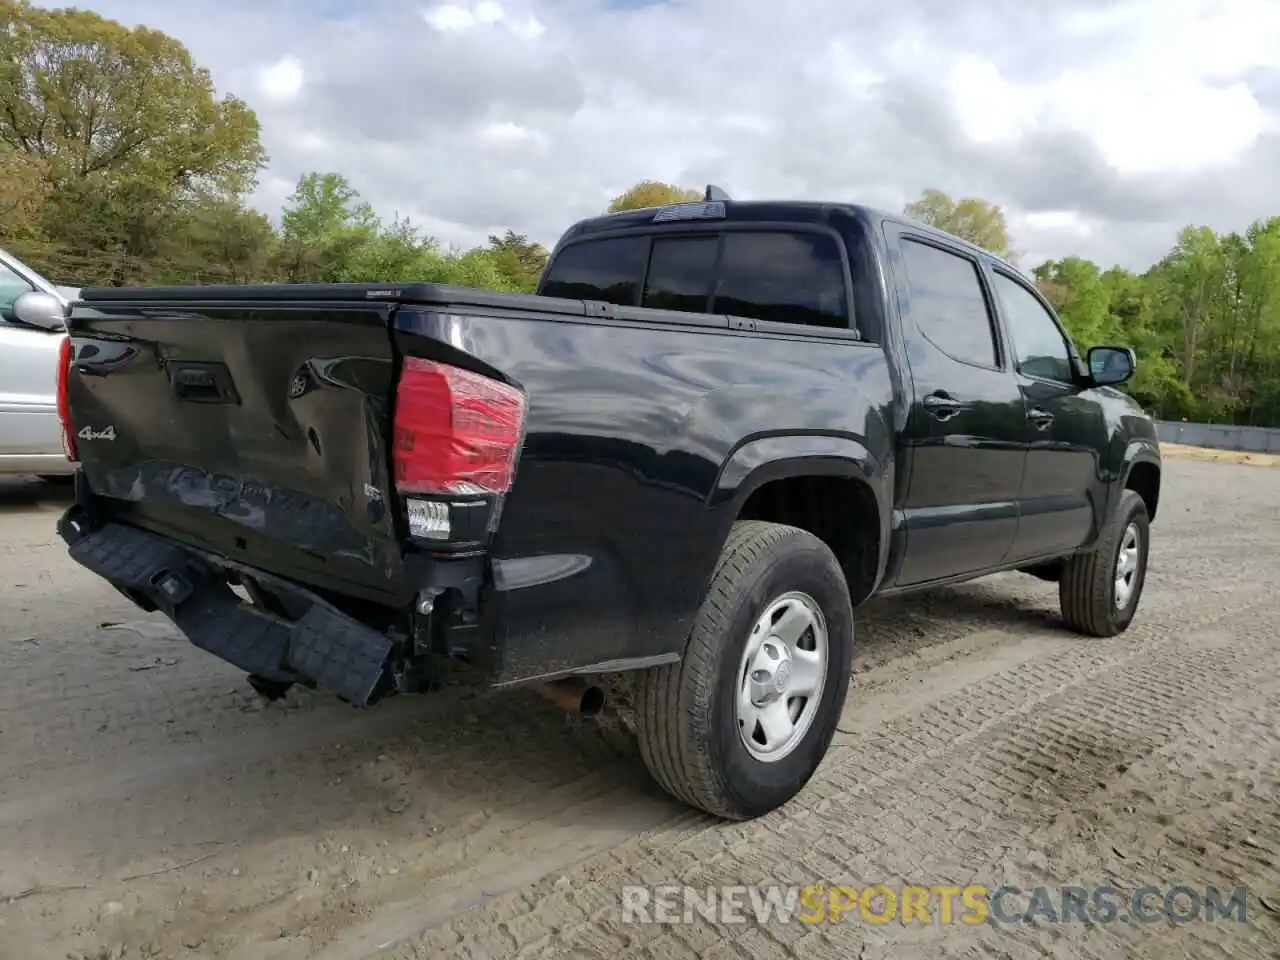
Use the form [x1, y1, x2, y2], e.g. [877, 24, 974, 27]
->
[51, 0, 1280, 270]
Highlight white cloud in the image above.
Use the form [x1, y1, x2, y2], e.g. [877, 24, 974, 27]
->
[423, 1, 543, 38]
[948, 5, 1273, 178]
[256, 56, 304, 104]
[1019, 211, 1091, 235]
[473, 1, 504, 25]
[476, 120, 547, 148]
[423, 4, 477, 31]
[37, 0, 1280, 270]
[514, 13, 545, 40]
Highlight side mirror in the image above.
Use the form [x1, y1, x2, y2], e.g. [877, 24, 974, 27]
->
[12, 290, 68, 331]
[1087, 345, 1136, 386]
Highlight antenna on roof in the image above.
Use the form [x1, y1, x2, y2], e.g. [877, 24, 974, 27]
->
[704, 184, 732, 202]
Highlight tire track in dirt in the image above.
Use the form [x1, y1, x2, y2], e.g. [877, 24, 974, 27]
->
[368, 596, 1280, 959]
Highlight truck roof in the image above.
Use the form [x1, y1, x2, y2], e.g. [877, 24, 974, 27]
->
[558, 198, 1016, 270]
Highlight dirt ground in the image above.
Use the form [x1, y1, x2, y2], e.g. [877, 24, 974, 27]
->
[1160, 442, 1280, 467]
[1, 459, 1277, 960]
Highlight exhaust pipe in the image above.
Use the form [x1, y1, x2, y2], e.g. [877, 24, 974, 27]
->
[536, 678, 606, 716]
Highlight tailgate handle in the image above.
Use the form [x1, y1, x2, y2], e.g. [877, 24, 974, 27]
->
[169, 362, 240, 405]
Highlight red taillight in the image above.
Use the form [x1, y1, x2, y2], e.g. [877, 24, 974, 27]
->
[56, 335, 76, 461]
[393, 358, 526, 495]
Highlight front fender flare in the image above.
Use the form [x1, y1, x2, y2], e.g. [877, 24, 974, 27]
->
[1119, 438, 1162, 521]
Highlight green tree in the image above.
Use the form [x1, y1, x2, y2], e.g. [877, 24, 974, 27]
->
[275, 172, 523, 291]
[0, 2, 264, 194]
[0, 150, 48, 237]
[904, 188, 1016, 260]
[0, 1, 265, 283]
[486, 229, 549, 291]
[1148, 226, 1225, 406]
[160, 196, 278, 284]
[607, 179, 701, 213]
[1034, 257, 1116, 347]
[277, 172, 378, 282]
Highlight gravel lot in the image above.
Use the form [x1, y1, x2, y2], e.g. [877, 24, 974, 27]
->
[1, 458, 1277, 960]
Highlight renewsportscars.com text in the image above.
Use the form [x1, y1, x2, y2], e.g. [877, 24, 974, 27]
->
[620, 884, 1250, 926]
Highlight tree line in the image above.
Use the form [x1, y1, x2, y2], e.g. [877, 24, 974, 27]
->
[2, 2, 1279, 426]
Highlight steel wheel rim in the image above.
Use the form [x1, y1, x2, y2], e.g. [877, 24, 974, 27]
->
[735, 591, 828, 763]
[1114, 522, 1141, 610]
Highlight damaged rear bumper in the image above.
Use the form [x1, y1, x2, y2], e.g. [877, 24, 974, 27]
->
[58, 506, 396, 706]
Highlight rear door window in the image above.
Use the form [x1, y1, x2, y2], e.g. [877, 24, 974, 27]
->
[538, 236, 648, 305]
[899, 238, 1000, 368]
[714, 232, 849, 329]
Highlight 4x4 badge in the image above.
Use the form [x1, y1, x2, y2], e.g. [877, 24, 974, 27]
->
[78, 425, 116, 441]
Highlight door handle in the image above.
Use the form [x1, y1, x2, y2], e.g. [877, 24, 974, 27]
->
[1027, 406, 1055, 429]
[922, 393, 963, 421]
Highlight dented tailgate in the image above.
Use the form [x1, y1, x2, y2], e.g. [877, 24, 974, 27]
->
[64, 293, 406, 603]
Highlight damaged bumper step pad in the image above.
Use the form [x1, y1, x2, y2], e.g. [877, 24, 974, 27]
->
[60, 518, 393, 705]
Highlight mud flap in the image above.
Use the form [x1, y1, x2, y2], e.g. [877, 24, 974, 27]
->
[61, 515, 394, 705]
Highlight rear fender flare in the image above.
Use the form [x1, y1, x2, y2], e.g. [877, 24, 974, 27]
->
[707, 432, 891, 597]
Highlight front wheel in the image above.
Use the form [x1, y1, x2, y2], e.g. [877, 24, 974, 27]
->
[1059, 489, 1151, 637]
[633, 521, 854, 820]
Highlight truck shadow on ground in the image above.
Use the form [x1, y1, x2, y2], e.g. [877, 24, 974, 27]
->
[853, 575, 1068, 670]
[0, 475, 75, 513]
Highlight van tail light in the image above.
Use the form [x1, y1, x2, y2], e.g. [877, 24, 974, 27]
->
[393, 358, 526, 542]
[56, 335, 76, 461]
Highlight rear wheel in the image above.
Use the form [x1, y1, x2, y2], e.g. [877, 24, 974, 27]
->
[634, 521, 854, 820]
[1059, 489, 1150, 637]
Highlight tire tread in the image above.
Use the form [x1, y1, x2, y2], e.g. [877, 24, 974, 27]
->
[1059, 489, 1148, 638]
[635, 520, 841, 819]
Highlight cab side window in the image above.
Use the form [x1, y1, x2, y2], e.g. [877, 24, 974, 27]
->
[990, 271, 1075, 383]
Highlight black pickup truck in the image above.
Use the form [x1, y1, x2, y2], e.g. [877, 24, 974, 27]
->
[55, 192, 1161, 820]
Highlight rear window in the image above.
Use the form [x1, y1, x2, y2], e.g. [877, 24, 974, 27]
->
[715, 232, 848, 329]
[642, 236, 717, 312]
[538, 236, 647, 305]
[539, 229, 852, 331]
